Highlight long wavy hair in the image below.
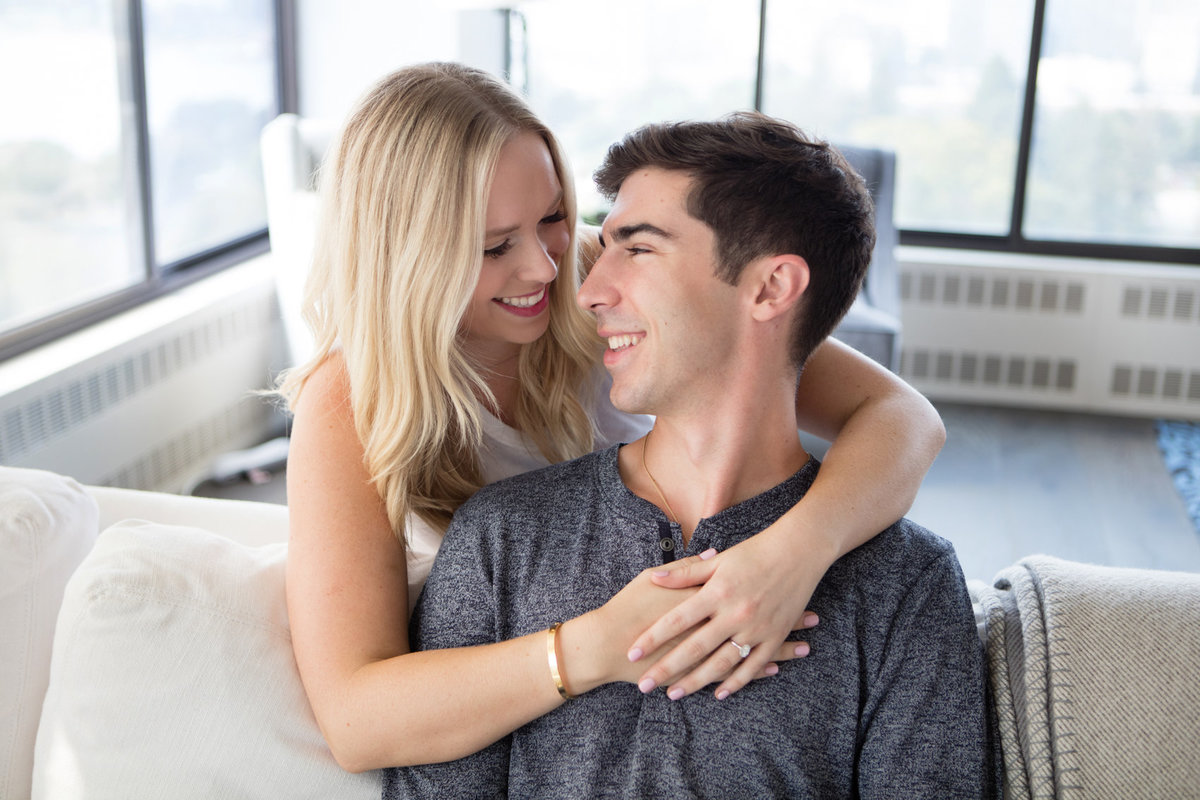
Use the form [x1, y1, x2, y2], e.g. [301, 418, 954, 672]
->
[276, 63, 600, 537]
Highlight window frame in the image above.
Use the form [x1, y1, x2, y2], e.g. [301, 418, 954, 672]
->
[0, 0, 297, 363]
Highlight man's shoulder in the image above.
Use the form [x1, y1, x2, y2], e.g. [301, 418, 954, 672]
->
[837, 516, 963, 587]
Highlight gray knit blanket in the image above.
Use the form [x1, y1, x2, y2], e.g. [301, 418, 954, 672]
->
[971, 555, 1200, 799]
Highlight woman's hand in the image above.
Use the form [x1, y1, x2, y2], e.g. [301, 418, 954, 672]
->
[561, 562, 812, 696]
[627, 529, 828, 700]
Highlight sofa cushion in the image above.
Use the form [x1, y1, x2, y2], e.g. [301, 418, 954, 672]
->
[32, 520, 377, 799]
[0, 466, 98, 800]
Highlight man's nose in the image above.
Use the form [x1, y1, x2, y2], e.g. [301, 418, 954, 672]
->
[577, 248, 613, 311]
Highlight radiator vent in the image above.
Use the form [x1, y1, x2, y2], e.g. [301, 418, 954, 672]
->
[0, 302, 274, 465]
[902, 349, 1078, 393]
[0, 260, 287, 491]
[1119, 285, 1199, 322]
[900, 271, 1087, 314]
[1110, 365, 1200, 402]
[898, 250, 1200, 419]
[103, 398, 269, 490]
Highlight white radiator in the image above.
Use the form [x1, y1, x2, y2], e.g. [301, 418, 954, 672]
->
[0, 258, 289, 492]
[898, 248, 1200, 420]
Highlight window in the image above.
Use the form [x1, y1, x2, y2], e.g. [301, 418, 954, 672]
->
[0, 0, 281, 357]
[142, 0, 277, 265]
[1024, 0, 1200, 249]
[761, 1, 1035, 237]
[511, 0, 1200, 264]
[514, 0, 761, 218]
[0, 2, 143, 335]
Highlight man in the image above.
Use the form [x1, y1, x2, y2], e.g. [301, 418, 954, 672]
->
[389, 113, 995, 798]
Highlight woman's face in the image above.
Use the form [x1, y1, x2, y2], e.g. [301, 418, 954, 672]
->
[461, 132, 569, 366]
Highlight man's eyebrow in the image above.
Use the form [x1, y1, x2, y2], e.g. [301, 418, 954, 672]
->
[601, 223, 675, 247]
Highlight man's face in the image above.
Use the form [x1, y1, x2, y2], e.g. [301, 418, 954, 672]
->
[577, 168, 741, 417]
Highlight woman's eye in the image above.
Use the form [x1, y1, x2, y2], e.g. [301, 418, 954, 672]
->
[540, 210, 567, 225]
[484, 240, 513, 259]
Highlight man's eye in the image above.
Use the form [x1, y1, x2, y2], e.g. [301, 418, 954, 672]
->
[484, 240, 513, 259]
[628, 246, 650, 256]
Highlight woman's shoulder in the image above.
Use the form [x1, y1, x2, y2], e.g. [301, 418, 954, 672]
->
[292, 351, 352, 420]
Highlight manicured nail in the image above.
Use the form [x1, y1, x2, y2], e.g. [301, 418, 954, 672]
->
[795, 642, 811, 657]
[803, 612, 820, 627]
[667, 687, 685, 701]
[765, 663, 779, 676]
[638, 678, 657, 694]
[699, 548, 717, 560]
[715, 689, 730, 700]
[627, 647, 644, 662]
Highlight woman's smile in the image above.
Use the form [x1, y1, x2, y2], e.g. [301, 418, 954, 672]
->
[494, 286, 550, 317]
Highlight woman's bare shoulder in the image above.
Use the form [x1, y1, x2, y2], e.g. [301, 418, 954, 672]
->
[293, 351, 352, 422]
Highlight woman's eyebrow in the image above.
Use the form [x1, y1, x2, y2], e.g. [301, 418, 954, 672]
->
[484, 222, 520, 239]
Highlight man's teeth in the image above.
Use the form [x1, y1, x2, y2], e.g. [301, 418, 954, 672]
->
[499, 288, 545, 307]
[607, 334, 644, 351]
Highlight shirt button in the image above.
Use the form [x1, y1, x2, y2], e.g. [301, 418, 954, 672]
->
[659, 538, 675, 553]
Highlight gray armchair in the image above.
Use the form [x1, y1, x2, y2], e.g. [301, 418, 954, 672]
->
[832, 145, 901, 372]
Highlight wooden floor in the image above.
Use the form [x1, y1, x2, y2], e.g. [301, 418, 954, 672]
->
[197, 402, 1200, 585]
[910, 402, 1200, 583]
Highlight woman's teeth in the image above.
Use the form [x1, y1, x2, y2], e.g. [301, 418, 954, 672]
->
[607, 334, 644, 351]
[498, 288, 546, 308]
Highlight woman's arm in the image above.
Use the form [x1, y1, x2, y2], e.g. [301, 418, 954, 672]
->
[627, 338, 945, 699]
[287, 355, 764, 770]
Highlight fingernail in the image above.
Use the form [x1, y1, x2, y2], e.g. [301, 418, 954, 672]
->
[638, 678, 657, 694]
[667, 687, 684, 701]
[765, 663, 779, 676]
[804, 612, 820, 627]
[699, 548, 717, 560]
[715, 689, 730, 700]
[795, 642, 810, 657]
[627, 647, 644, 662]
[651, 570, 670, 577]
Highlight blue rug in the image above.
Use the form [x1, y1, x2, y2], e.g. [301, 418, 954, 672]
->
[1157, 420, 1200, 534]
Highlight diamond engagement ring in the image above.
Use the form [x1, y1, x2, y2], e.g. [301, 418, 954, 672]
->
[729, 639, 751, 659]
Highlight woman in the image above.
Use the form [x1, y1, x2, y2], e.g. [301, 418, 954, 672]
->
[279, 62, 945, 772]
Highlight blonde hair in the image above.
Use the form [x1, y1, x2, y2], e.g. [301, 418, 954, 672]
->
[276, 63, 600, 536]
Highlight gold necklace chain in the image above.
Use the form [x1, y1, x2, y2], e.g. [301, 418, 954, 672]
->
[641, 428, 680, 524]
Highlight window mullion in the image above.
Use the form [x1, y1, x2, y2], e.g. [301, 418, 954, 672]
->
[1010, 0, 1047, 247]
[114, 0, 157, 282]
[754, 0, 767, 111]
[275, 0, 299, 114]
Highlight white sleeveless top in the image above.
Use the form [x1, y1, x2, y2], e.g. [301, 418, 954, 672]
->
[403, 369, 652, 609]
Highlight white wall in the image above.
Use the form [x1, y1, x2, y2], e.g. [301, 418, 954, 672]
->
[295, 1, 508, 123]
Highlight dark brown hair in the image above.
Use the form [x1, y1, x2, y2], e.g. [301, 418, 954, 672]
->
[594, 112, 875, 367]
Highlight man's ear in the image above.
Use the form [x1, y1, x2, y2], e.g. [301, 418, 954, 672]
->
[749, 254, 809, 322]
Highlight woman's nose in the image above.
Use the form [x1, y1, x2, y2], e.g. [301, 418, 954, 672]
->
[523, 228, 565, 282]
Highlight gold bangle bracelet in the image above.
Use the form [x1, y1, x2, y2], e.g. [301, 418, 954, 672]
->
[546, 622, 575, 700]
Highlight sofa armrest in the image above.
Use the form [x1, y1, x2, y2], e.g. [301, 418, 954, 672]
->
[88, 485, 288, 546]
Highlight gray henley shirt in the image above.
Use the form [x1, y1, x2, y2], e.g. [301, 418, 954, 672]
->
[384, 445, 995, 799]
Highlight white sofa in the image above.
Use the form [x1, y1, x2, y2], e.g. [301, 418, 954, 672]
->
[5, 463, 1200, 799]
[1, 465, 378, 799]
